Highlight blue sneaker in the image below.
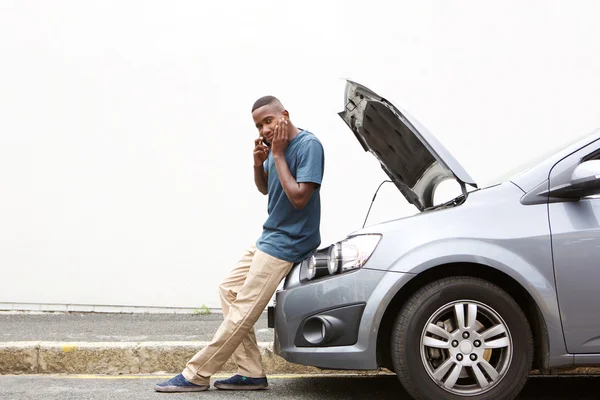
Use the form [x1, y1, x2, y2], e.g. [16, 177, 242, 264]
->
[154, 373, 209, 392]
[214, 374, 268, 390]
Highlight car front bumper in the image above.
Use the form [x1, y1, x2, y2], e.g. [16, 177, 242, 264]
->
[271, 263, 412, 370]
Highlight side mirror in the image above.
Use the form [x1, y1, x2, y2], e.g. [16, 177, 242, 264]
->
[546, 160, 600, 199]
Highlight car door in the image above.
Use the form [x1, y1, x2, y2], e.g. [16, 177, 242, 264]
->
[549, 139, 600, 354]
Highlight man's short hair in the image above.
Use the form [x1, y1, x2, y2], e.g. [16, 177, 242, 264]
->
[252, 96, 281, 112]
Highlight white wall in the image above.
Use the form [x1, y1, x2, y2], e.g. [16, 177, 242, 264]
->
[1, 0, 600, 310]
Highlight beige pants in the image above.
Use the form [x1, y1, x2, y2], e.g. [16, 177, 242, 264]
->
[182, 244, 293, 385]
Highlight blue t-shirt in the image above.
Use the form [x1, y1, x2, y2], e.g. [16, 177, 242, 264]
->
[256, 130, 324, 262]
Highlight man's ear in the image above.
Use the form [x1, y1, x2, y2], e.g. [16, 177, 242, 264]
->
[283, 110, 290, 119]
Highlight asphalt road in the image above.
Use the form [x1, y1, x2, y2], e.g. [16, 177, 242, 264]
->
[0, 313, 271, 342]
[0, 374, 599, 400]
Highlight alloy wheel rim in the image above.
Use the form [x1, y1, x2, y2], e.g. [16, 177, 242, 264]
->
[419, 300, 513, 396]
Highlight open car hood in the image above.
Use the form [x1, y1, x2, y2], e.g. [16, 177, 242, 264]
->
[338, 80, 477, 211]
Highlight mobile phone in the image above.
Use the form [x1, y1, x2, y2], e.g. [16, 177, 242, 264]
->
[262, 137, 270, 146]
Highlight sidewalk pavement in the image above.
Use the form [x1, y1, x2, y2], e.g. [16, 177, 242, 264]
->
[1, 312, 599, 376]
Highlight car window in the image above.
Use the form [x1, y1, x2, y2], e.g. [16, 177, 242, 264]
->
[583, 148, 600, 162]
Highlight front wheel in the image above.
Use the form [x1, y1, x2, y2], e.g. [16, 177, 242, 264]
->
[392, 277, 533, 400]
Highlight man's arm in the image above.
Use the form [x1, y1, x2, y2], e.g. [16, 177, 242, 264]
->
[254, 165, 268, 195]
[271, 119, 323, 210]
[273, 156, 316, 209]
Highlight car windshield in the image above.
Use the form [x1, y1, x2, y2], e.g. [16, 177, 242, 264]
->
[484, 130, 599, 187]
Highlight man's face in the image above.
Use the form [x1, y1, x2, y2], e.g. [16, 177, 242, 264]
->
[252, 104, 288, 145]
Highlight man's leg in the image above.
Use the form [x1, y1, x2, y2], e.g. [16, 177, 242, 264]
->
[218, 245, 266, 378]
[182, 249, 292, 386]
[154, 244, 271, 393]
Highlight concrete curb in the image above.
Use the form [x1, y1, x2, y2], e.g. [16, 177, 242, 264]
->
[2, 341, 600, 376]
[0, 341, 378, 376]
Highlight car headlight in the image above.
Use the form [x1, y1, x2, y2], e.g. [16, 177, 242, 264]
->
[306, 255, 317, 280]
[300, 252, 329, 282]
[328, 235, 382, 274]
[301, 234, 382, 282]
[327, 244, 341, 275]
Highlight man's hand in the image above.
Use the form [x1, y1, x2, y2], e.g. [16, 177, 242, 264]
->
[253, 137, 269, 195]
[253, 137, 270, 167]
[271, 118, 290, 158]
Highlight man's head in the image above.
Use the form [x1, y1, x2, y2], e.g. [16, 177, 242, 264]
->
[252, 95, 289, 144]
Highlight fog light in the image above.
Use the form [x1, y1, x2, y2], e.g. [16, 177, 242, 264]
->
[303, 317, 327, 345]
[301, 315, 343, 346]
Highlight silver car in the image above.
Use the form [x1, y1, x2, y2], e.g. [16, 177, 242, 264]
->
[269, 81, 600, 400]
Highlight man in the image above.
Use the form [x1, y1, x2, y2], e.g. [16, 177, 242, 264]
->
[155, 96, 325, 392]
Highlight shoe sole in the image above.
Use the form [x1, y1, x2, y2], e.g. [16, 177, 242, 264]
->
[154, 385, 209, 392]
[214, 383, 268, 390]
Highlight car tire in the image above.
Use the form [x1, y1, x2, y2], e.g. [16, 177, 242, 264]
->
[391, 276, 533, 400]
